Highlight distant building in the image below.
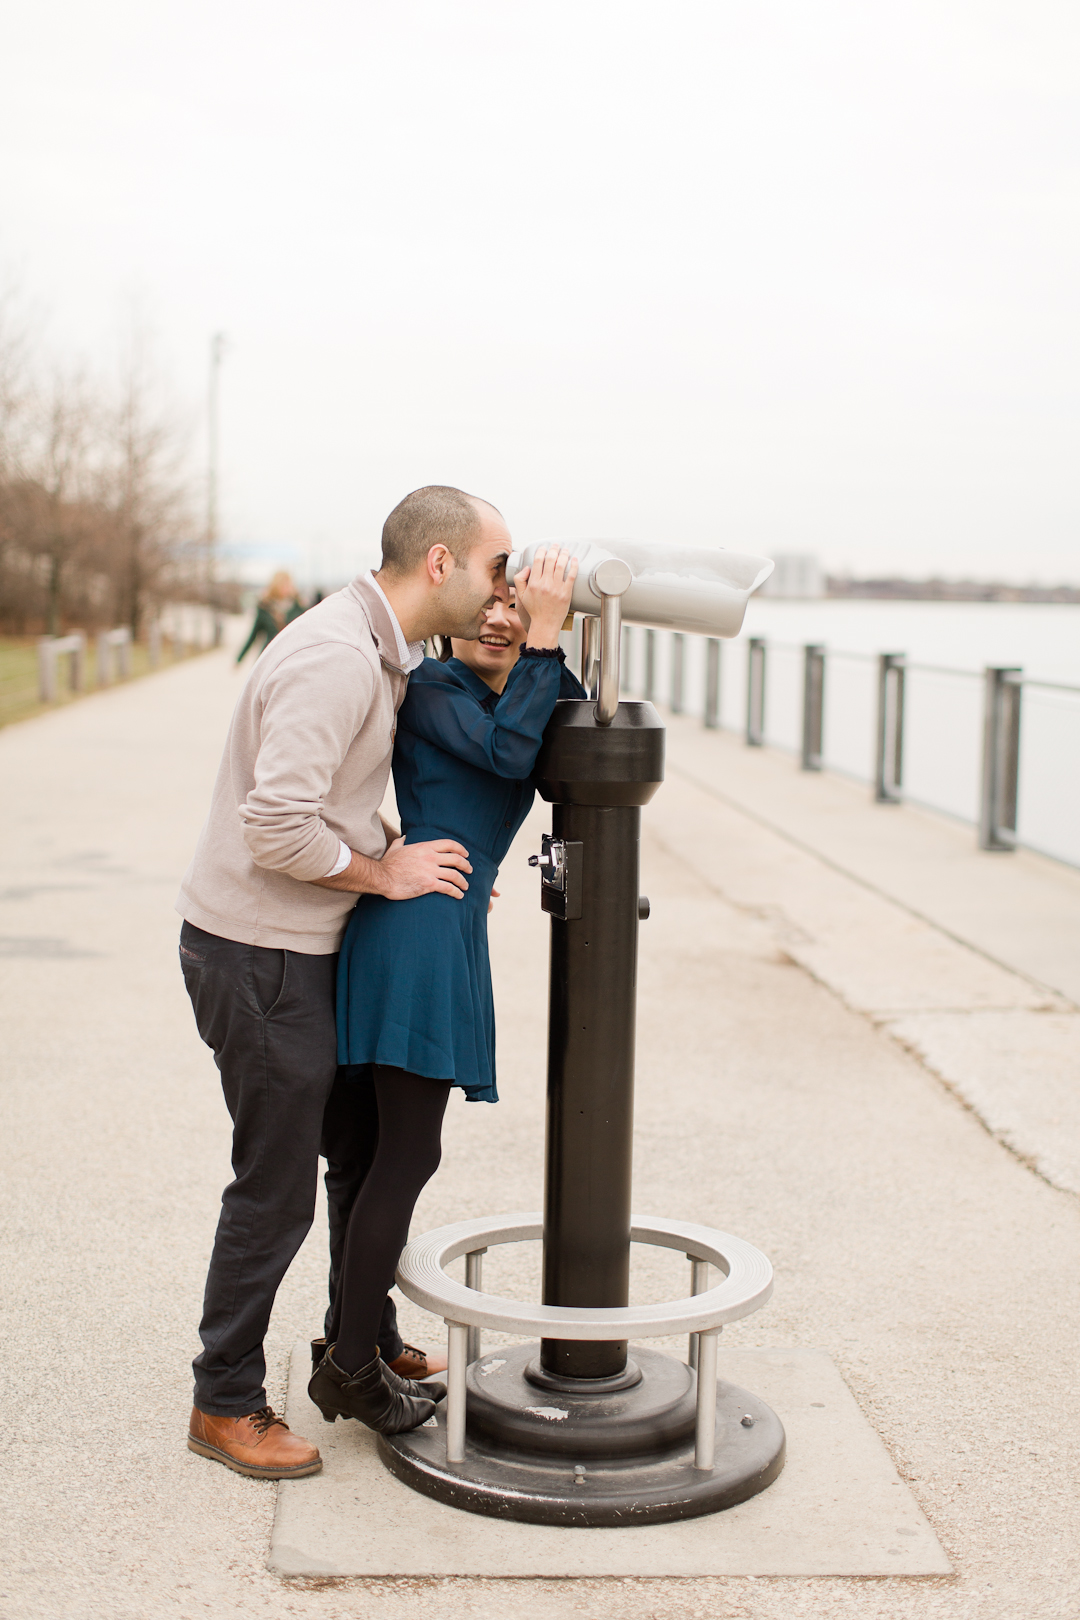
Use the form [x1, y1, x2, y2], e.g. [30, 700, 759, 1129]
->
[759, 554, 825, 599]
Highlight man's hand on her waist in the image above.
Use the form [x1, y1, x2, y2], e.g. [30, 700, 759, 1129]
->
[310, 836, 471, 900]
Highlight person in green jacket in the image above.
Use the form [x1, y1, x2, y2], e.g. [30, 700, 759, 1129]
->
[237, 571, 305, 662]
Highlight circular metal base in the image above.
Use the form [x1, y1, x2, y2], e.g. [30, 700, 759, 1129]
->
[378, 1343, 785, 1527]
[467, 1344, 693, 1459]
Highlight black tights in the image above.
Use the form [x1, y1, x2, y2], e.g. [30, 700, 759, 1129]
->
[328, 1065, 451, 1376]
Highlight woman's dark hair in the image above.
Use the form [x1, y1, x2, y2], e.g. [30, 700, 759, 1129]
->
[434, 635, 453, 663]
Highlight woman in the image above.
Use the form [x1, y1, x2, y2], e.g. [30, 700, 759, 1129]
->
[236, 570, 305, 662]
[308, 547, 585, 1434]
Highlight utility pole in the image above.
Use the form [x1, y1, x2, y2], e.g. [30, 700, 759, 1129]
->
[206, 332, 226, 596]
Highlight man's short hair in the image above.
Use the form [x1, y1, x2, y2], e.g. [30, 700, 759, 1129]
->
[380, 485, 497, 576]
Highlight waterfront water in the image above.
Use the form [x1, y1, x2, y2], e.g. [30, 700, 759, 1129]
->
[618, 600, 1080, 869]
[740, 598, 1080, 685]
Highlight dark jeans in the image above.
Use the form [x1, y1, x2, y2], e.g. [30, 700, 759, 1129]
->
[179, 921, 401, 1415]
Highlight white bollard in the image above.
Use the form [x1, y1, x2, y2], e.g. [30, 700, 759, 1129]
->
[96, 627, 132, 687]
[69, 633, 86, 693]
[38, 634, 86, 702]
[38, 640, 55, 703]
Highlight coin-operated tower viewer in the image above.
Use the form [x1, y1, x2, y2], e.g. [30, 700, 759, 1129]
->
[381, 539, 783, 1526]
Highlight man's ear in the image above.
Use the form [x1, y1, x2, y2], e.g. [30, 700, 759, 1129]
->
[426, 544, 455, 586]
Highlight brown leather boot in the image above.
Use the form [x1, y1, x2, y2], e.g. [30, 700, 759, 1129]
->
[387, 1342, 449, 1380]
[187, 1405, 322, 1478]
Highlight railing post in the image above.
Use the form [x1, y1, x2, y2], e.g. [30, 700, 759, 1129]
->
[465, 1248, 486, 1366]
[118, 627, 132, 678]
[38, 640, 55, 703]
[70, 633, 86, 692]
[704, 638, 721, 729]
[746, 638, 766, 746]
[687, 1255, 710, 1369]
[693, 1329, 719, 1472]
[445, 1321, 469, 1463]
[670, 633, 685, 714]
[801, 644, 825, 770]
[644, 629, 656, 703]
[874, 653, 906, 803]
[97, 632, 112, 687]
[979, 667, 1022, 851]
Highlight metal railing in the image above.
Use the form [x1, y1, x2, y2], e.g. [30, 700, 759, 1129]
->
[616, 626, 1080, 869]
[35, 608, 226, 706]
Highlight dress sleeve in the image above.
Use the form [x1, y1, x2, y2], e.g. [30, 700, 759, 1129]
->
[399, 654, 573, 779]
[558, 661, 587, 700]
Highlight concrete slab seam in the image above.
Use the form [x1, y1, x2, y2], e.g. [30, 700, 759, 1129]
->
[665, 758, 1076, 1012]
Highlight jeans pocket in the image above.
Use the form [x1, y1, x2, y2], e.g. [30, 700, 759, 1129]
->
[251, 946, 287, 1017]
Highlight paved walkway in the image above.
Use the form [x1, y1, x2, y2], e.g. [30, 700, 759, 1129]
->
[1, 650, 1077, 1620]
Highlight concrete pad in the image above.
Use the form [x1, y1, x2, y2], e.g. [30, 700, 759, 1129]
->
[885, 1009, 1080, 1194]
[272, 1342, 951, 1578]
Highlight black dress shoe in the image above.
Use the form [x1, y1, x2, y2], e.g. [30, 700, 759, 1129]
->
[308, 1346, 438, 1434]
[310, 1336, 445, 1403]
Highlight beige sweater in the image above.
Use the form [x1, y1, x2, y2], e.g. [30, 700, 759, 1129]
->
[177, 575, 411, 952]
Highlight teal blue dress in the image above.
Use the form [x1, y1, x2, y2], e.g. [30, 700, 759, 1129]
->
[336, 648, 586, 1102]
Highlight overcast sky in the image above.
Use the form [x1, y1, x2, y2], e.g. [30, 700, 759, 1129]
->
[2, 0, 1078, 584]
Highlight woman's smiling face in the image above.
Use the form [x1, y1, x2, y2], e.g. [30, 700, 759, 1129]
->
[450, 593, 527, 693]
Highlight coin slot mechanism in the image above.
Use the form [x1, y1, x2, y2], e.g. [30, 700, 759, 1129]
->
[529, 834, 583, 922]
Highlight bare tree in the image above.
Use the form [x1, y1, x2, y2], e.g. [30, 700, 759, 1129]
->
[0, 285, 35, 601]
[28, 368, 99, 636]
[106, 332, 195, 637]
[0, 292, 207, 637]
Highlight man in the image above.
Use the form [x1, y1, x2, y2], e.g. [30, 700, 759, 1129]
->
[177, 486, 511, 1479]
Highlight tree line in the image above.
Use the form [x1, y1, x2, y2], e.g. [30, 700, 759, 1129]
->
[0, 294, 234, 639]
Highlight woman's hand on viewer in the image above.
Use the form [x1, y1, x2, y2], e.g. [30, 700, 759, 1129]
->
[513, 547, 578, 649]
